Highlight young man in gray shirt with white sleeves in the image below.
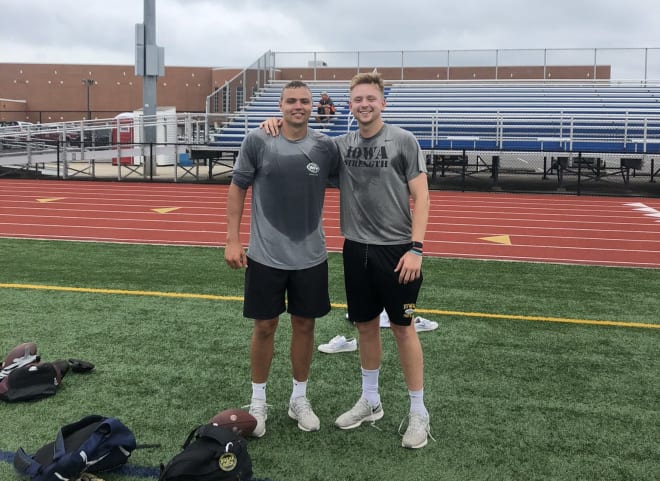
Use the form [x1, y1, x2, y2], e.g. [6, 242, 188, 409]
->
[225, 80, 339, 438]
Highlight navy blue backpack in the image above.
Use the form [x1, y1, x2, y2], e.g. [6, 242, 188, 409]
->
[14, 415, 137, 481]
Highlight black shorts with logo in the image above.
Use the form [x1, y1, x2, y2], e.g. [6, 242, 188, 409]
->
[243, 257, 330, 320]
[343, 239, 422, 326]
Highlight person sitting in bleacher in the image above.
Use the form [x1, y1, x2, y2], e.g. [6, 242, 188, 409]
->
[316, 91, 336, 123]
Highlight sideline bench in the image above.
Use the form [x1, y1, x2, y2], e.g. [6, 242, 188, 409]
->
[189, 146, 237, 180]
[426, 152, 494, 183]
[544, 155, 646, 187]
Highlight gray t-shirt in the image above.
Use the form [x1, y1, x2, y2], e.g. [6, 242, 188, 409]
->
[232, 128, 339, 270]
[335, 124, 427, 244]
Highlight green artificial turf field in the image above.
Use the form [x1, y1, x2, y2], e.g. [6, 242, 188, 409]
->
[0, 238, 658, 481]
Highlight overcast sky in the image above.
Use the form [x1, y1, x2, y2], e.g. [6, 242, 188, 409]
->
[1, 0, 659, 68]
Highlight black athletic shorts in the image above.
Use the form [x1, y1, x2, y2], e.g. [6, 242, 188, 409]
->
[343, 239, 422, 326]
[243, 257, 330, 320]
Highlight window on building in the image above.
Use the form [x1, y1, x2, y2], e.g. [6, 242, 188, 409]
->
[235, 87, 244, 111]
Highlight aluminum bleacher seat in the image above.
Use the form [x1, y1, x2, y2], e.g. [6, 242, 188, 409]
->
[384, 81, 660, 153]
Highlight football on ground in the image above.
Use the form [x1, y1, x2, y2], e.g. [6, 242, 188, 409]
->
[2, 342, 38, 368]
[209, 409, 257, 437]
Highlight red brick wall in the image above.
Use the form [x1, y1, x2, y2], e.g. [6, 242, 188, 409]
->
[0, 62, 612, 122]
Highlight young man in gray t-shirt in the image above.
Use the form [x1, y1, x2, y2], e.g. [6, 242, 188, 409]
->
[225, 80, 339, 438]
[332, 73, 431, 450]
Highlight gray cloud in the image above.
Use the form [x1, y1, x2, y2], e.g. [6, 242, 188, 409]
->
[0, 0, 657, 67]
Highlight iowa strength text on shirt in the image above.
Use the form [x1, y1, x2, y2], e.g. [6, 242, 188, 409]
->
[344, 145, 389, 167]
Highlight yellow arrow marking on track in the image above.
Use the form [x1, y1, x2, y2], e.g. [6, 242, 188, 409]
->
[36, 197, 66, 203]
[480, 235, 512, 245]
[152, 207, 180, 214]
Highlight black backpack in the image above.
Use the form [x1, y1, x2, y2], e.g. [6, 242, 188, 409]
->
[0, 362, 63, 402]
[1, 342, 94, 402]
[159, 424, 253, 481]
[14, 415, 137, 481]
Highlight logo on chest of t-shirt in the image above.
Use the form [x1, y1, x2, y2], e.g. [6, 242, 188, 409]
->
[344, 145, 389, 168]
[306, 162, 320, 175]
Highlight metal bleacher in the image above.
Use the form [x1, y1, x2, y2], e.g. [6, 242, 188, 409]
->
[384, 81, 660, 154]
[210, 80, 660, 154]
[384, 82, 660, 193]
[205, 79, 660, 194]
[209, 83, 352, 149]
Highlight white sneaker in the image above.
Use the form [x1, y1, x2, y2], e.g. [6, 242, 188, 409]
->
[318, 335, 357, 354]
[379, 309, 390, 328]
[414, 316, 438, 332]
[400, 412, 432, 449]
[335, 397, 384, 430]
[380, 311, 437, 332]
[247, 399, 268, 438]
[288, 396, 320, 432]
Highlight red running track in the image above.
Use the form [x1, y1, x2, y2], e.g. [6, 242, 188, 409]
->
[0, 179, 659, 268]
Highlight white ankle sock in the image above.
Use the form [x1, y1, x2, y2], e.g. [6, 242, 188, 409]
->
[409, 388, 428, 417]
[291, 378, 308, 401]
[251, 382, 267, 402]
[361, 367, 381, 407]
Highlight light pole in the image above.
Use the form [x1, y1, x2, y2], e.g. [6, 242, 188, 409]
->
[82, 79, 94, 120]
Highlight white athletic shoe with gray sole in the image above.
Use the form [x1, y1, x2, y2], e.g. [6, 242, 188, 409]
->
[400, 412, 431, 449]
[414, 316, 439, 332]
[379, 311, 439, 332]
[247, 399, 268, 438]
[288, 396, 320, 432]
[318, 335, 357, 354]
[335, 397, 384, 430]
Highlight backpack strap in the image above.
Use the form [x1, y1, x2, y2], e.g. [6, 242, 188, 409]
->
[196, 424, 245, 451]
[179, 424, 241, 451]
[2, 342, 37, 368]
[12, 447, 41, 478]
[76, 417, 137, 465]
[51, 415, 108, 462]
[0, 353, 39, 380]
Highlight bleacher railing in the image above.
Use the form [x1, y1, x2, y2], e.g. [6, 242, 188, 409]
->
[2, 111, 658, 195]
[269, 48, 660, 83]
